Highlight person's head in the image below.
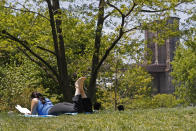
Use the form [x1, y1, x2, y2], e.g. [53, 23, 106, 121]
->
[30, 92, 46, 104]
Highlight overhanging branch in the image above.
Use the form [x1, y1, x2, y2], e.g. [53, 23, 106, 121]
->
[18, 47, 58, 83]
[104, 11, 114, 20]
[140, 2, 184, 13]
[96, 1, 137, 71]
[1, 5, 49, 20]
[125, 1, 137, 17]
[1, 30, 58, 79]
[36, 46, 56, 56]
[96, 17, 126, 71]
[124, 26, 140, 33]
[106, 1, 124, 17]
[96, 31, 125, 71]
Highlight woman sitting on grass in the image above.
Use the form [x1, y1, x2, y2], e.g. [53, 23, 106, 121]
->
[30, 77, 92, 116]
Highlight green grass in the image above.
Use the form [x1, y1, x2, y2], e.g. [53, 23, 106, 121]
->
[0, 107, 195, 131]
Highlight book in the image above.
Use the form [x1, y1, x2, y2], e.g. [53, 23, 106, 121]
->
[15, 105, 31, 114]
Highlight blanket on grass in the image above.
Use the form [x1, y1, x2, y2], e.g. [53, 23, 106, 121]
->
[24, 113, 78, 117]
[16, 104, 92, 117]
[24, 112, 93, 117]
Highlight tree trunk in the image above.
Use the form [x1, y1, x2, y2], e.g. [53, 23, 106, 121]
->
[88, 0, 105, 101]
[47, 0, 72, 101]
[52, 0, 72, 101]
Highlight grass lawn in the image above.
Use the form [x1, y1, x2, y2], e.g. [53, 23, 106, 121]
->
[0, 107, 195, 131]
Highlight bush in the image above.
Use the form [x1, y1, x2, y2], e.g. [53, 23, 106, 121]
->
[150, 94, 179, 108]
[96, 66, 153, 110]
[96, 92, 180, 110]
[0, 59, 43, 112]
[96, 87, 118, 110]
[171, 46, 196, 105]
[128, 94, 179, 109]
[0, 87, 34, 112]
[118, 66, 153, 98]
[124, 96, 152, 109]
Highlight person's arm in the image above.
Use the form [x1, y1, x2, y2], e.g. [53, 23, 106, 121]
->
[30, 98, 39, 115]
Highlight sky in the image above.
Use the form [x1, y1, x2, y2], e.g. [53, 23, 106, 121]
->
[7, 0, 196, 28]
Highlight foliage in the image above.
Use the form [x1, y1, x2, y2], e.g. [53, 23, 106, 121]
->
[1, 107, 196, 130]
[124, 94, 180, 109]
[0, 57, 43, 111]
[118, 66, 153, 98]
[62, 13, 95, 77]
[124, 97, 152, 109]
[94, 44, 151, 108]
[96, 66, 153, 109]
[171, 45, 196, 105]
[170, 6, 196, 105]
[0, 0, 195, 102]
[96, 87, 119, 110]
[0, 3, 95, 101]
[150, 94, 180, 108]
[69, 0, 196, 100]
[97, 88, 180, 109]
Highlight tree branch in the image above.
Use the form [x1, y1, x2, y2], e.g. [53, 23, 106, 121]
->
[1, 30, 58, 79]
[36, 46, 56, 56]
[96, 31, 125, 71]
[95, 0, 138, 71]
[104, 11, 114, 20]
[17, 47, 58, 83]
[125, 1, 137, 17]
[140, 9, 167, 13]
[96, 14, 126, 71]
[124, 25, 140, 33]
[1, 5, 49, 20]
[140, 2, 183, 13]
[45, 0, 60, 71]
[106, 1, 124, 17]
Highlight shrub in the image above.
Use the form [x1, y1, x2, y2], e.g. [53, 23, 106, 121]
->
[171, 46, 196, 105]
[0, 87, 34, 112]
[129, 94, 179, 109]
[124, 96, 152, 109]
[118, 66, 153, 98]
[150, 94, 179, 108]
[96, 83, 181, 110]
[96, 87, 118, 110]
[0, 59, 43, 111]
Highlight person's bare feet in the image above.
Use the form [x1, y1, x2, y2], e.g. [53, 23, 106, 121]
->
[75, 77, 86, 90]
[75, 77, 87, 98]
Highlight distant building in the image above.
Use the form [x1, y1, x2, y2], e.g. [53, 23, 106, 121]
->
[144, 17, 180, 94]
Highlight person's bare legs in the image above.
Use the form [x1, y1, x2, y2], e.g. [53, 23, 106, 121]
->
[74, 77, 87, 98]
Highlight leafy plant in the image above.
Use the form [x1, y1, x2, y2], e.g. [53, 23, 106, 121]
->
[171, 45, 196, 105]
[0, 57, 43, 111]
[118, 66, 153, 98]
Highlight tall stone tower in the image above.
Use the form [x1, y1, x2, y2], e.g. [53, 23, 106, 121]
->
[145, 17, 180, 94]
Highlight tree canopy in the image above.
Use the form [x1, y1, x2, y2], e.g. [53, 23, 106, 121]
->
[0, 0, 195, 102]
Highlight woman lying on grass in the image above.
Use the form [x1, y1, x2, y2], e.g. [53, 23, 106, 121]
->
[30, 77, 92, 116]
